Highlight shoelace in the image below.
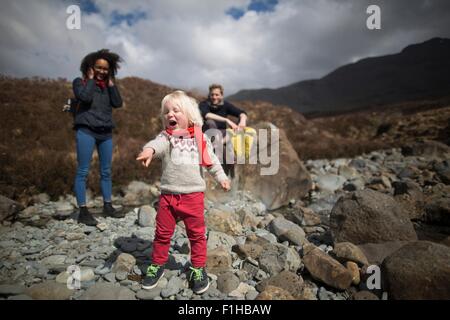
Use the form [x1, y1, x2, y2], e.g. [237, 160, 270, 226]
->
[146, 264, 160, 278]
[189, 267, 204, 281]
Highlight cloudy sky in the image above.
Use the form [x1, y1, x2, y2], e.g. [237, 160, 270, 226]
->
[1, 0, 449, 95]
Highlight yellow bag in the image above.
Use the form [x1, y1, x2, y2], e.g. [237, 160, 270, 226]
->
[226, 127, 256, 160]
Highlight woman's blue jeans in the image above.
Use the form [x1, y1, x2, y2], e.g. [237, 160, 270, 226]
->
[74, 129, 113, 206]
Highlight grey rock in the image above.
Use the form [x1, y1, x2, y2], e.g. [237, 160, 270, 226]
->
[7, 294, 33, 300]
[318, 287, 336, 300]
[0, 284, 26, 296]
[254, 229, 278, 243]
[104, 273, 117, 283]
[112, 253, 136, 273]
[41, 255, 67, 266]
[315, 174, 347, 193]
[136, 288, 162, 300]
[246, 290, 259, 300]
[217, 272, 240, 294]
[24, 281, 73, 300]
[174, 238, 190, 254]
[121, 241, 138, 253]
[115, 271, 128, 281]
[80, 283, 136, 300]
[268, 217, 307, 246]
[157, 277, 168, 289]
[138, 205, 157, 227]
[254, 269, 269, 281]
[161, 276, 184, 298]
[258, 243, 301, 276]
[207, 230, 236, 250]
[94, 265, 111, 276]
[349, 159, 366, 169]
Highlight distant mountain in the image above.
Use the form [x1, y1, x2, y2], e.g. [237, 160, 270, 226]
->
[227, 38, 450, 116]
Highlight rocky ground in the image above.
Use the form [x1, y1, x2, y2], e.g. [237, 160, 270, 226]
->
[0, 140, 449, 300]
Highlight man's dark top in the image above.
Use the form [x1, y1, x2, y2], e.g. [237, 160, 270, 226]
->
[199, 100, 247, 130]
[72, 77, 123, 140]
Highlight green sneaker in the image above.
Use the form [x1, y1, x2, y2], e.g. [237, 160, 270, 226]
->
[189, 266, 210, 294]
[142, 264, 165, 290]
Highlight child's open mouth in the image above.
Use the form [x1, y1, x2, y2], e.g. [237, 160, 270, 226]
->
[168, 120, 177, 128]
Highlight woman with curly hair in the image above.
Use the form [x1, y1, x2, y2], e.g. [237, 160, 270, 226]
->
[72, 49, 124, 226]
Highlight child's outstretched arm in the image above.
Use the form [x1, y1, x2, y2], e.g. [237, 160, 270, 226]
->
[205, 135, 231, 191]
[136, 132, 169, 167]
[136, 148, 154, 167]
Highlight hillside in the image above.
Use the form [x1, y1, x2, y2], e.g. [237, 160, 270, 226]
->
[227, 38, 450, 117]
[1, 76, 449, 203]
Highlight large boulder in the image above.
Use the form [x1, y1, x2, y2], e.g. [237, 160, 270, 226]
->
[0, 195, 24, 222]
[381, 241, 450, 300]
[233, 122, 312, 210]
[330, 189, 418, 244]
[303, 247, 353, 290]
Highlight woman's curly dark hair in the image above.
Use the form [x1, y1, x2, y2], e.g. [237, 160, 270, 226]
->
[80, 49, 123, 78]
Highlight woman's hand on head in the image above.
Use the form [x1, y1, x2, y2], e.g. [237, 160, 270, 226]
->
[108, 75, 115, 87]
[87, 68, 94, 80]
[136, 148, 154, 167]
[221, 180, 231, 191]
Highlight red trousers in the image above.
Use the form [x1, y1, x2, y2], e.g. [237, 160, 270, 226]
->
[151, 192, 207, 268]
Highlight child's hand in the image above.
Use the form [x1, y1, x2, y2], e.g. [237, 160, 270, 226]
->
[221, 180, 231, 191]
[227, 119, 239, 131]
[136, 148, 154, 167]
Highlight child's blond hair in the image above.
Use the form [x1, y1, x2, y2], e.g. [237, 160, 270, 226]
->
[160, 90, 203, 128]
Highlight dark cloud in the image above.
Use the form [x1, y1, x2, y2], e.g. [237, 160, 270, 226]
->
[0, 0, 449, 95]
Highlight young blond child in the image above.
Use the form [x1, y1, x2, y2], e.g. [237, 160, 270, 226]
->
[136, 90, 230, 294]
